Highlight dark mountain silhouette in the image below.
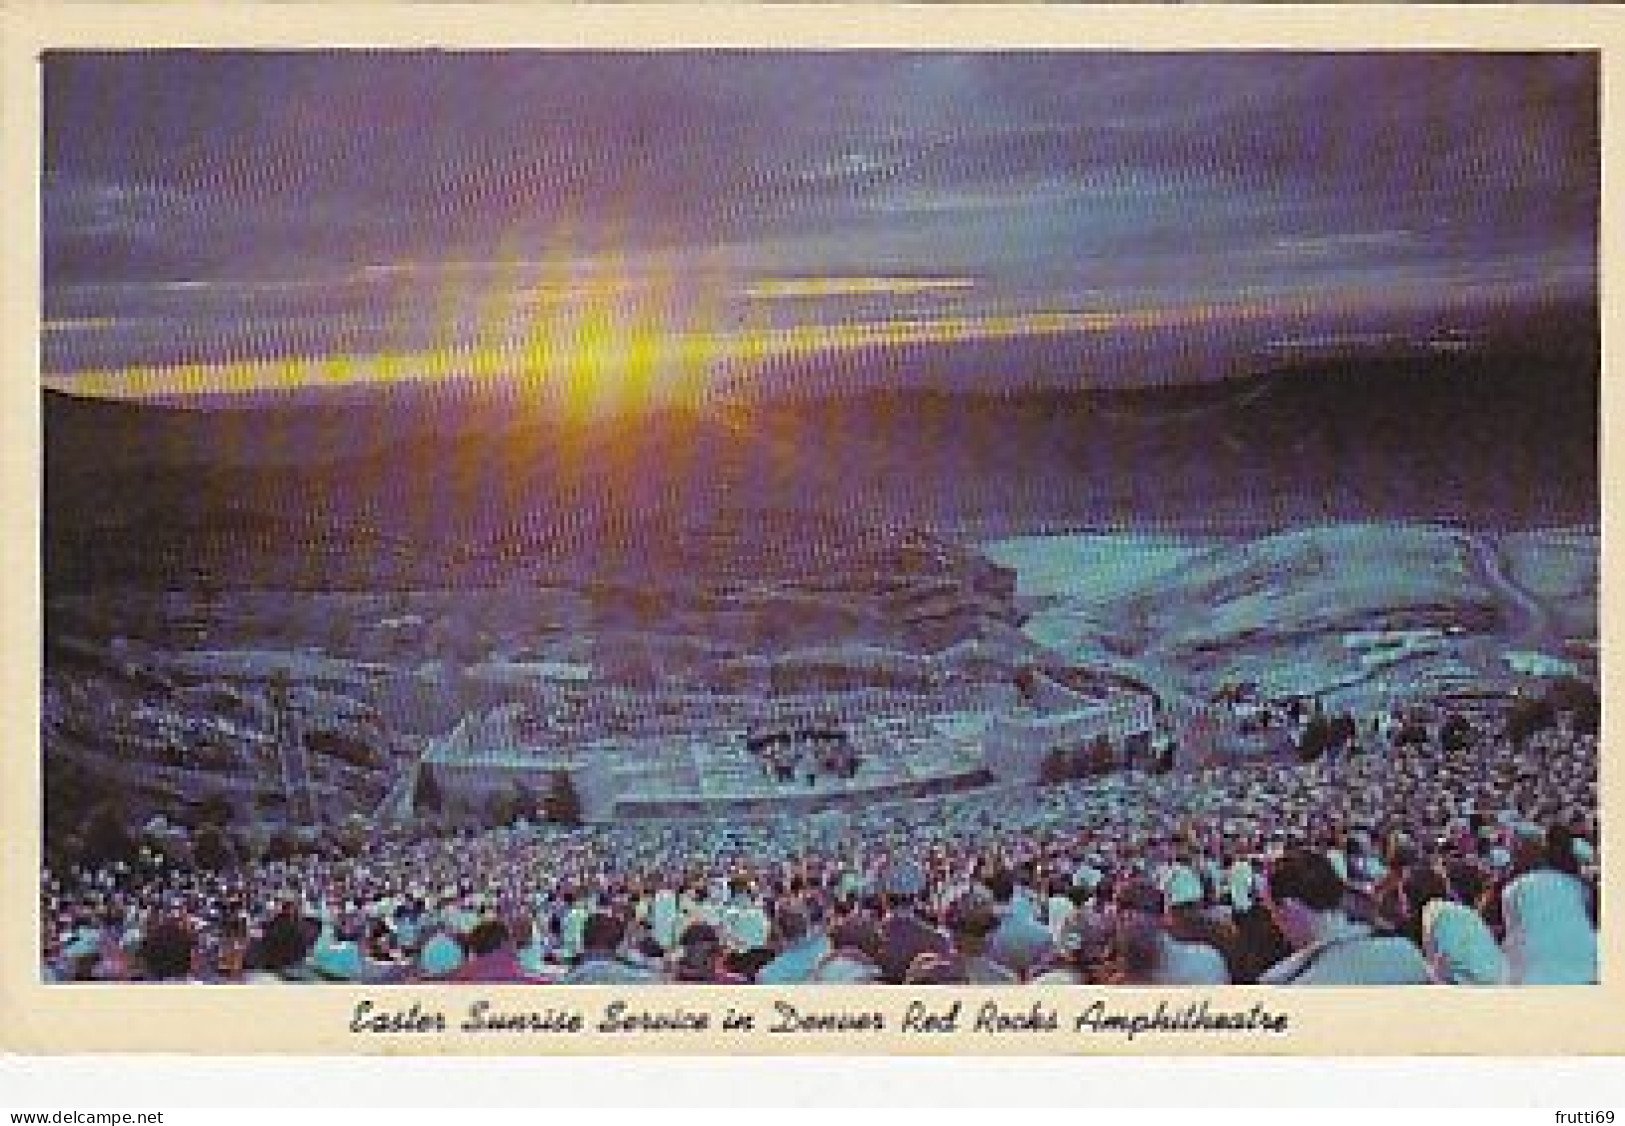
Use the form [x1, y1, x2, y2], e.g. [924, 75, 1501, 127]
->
[44, 320, 1598, 591]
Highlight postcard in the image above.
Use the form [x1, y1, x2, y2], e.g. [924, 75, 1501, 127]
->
[2, 3, 1621, 1056]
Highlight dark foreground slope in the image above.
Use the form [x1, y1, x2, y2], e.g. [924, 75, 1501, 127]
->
[45, 335, 1598, 591]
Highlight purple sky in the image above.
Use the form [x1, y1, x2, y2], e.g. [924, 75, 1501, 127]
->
[42, 52, 1597, 398]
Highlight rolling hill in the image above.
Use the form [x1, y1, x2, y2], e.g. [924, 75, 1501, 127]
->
[44, 331, 1598, 591]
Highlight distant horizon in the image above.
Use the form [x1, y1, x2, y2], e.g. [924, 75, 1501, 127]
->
[41, 288, 1597, 415]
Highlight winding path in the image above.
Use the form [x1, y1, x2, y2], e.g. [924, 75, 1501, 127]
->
[1454, 530, 1555, 647]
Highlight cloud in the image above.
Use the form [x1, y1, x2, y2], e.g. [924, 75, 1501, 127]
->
[41, 52, 1597, 392]
[1269, 231, 1419, 258]
[744, 277, 977, 300]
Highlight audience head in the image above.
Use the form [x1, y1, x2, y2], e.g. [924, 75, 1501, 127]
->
[1265, 849, 1347, 948]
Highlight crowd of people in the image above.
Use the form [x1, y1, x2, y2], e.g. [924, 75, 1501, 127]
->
[41, 708, 1599, 987]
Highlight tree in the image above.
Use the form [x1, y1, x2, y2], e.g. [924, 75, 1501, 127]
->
[1440, 712, 1476, 754]
[1571, 693, 1601, 737]
[1039, 747, 1072, 786]
[510, 779, 540, 825]
[543, 770, 583, 827]
[240, 820, 275, 863]
[1296, 714, 1333, 763]
[1545, 675, 1599, 714]
[1329, 712, 1357, 750]
[1153, 739, 1176, 775]
[1393, 720, 1431, 748]
[1545, 676, 1600, 736]
[190, 823, 237, 870]
[78, 798, 140, 868]
[331, 812, 372, 857]
[413, 762, 445, 816]
[1088, 733, 1116, 775]
[194, 791, 238, 831]
[486, 787, 519, 829]
[307, 728, 383, 771]
[1062, 745, 1089, 780]
[262, 826, 306, 862]
[1121, 730, 1152, 771]
[1505, 695, 1558, 751]
[44, 756, 100, 856]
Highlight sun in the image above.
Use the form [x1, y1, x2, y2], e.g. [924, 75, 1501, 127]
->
[470, 234, 732, 426]
[43, 229, 739, 420]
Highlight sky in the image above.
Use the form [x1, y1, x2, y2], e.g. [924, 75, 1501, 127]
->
[42, 52, 1598, 410]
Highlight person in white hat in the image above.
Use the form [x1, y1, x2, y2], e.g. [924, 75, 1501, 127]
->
[1157, 867, 1233, 985]
[811, 947, 882, 983]
[1422, 900, 1507, 985]
[311, 909, 398, 983]
[416, 930, 465, 980]
[647, 884, 680, 955]
[876, 858, 950, 984]
[1501, 870, 1597, 985]
[983, 866, 1054, 980]
[1226, 860, 1256, 913]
